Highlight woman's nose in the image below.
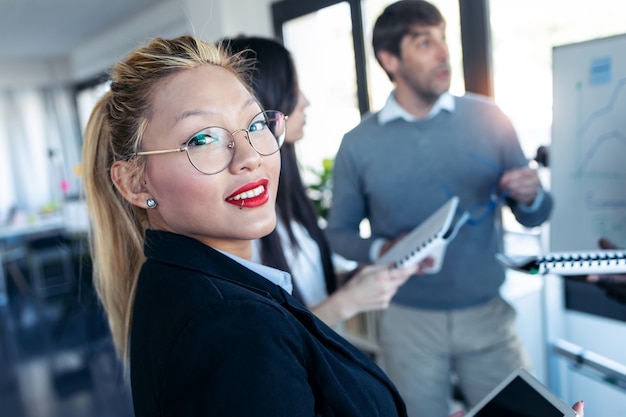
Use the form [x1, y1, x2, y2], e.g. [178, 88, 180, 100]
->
[229, 129, 262, 172]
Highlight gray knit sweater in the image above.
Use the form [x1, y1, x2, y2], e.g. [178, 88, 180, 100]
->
[326, 93, 552, 310]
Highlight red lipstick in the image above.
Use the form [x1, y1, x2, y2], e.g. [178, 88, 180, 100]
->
[226, 178, 270, 208]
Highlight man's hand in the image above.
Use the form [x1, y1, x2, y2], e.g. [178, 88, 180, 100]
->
[499, 167, 541, 206]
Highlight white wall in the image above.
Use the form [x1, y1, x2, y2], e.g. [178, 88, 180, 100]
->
[0, 0, 277, 88]
[72, 0, 275, 83]
[0, 57, 72, 89]
[219, 0, 275, 38]
[501, 272, 547, 380]
[71, 1, 190, 82]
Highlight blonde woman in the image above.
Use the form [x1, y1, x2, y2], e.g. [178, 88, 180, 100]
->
[82, 35, 420, 416]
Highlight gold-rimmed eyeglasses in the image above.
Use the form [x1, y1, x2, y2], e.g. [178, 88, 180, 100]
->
[135, 110, 286, 175]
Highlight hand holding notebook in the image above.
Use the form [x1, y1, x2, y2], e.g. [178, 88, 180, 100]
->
[496, 250, 626, 276]
[587, 238, 626, 284]
[376, 197, 460, 272]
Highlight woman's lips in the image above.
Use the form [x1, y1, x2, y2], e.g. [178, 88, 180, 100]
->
[226, 178, 270, 208]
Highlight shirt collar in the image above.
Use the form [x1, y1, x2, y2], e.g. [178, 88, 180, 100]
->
[378, 91, 454, 125]
[218, 249, 293, 295]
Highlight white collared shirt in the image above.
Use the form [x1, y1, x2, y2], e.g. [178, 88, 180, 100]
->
[378, 91, 455, 125]
[250, 219, 328, 307]
[219, 249, 293, 295]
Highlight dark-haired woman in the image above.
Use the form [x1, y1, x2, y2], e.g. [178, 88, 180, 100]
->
[223, 35, 425, 326]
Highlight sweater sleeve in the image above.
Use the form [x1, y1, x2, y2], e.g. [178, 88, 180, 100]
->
[490, 100, 554, 227]
[160, 300, 319, 417]
[325, 134, 375, 263]
[507, 189, 553, 227]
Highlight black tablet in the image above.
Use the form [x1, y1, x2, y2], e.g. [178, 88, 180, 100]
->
[464, 368, 578, 417]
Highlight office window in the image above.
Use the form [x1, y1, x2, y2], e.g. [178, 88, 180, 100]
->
[489, 0, 626, 158]
[0, 88, 81, 218]
[75, 80, 110, 137]
[281, 2, 361, 184]
[0, 96, 16, 222]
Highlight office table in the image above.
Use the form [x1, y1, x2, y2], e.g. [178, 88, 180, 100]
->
[0, 214, 66, 376]
[0, 214, 66, 306]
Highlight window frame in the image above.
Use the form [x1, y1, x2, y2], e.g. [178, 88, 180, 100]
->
[271, 0, 493, 114]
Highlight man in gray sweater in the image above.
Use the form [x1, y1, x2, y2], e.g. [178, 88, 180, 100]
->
[325, 1, 553, 416]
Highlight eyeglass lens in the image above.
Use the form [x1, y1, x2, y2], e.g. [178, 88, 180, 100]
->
[186, 110, 285, 174]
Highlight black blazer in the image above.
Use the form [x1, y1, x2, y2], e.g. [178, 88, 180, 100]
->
[130, 230, 407, 417]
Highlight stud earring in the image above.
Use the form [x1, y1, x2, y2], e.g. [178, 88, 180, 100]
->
[146, 198, 158, 209]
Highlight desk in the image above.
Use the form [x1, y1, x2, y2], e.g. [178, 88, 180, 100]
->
[0, 213, 77, 372]
[0, 214, 66, 306]
[0, 214, 66, 374]
[0, 214, 66, 241]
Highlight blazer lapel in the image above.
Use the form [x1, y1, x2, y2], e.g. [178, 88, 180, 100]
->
[144, 230, 400, 396]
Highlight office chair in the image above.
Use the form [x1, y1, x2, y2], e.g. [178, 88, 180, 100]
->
[27, 234, 75, 322]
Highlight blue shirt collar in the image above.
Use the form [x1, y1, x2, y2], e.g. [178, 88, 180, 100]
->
[378, 91, 454, 125]
[218, 249, 293, 295]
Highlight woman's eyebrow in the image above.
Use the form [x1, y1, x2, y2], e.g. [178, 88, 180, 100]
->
[241, 97, 261, 112]
[176, 108, 215, 122]
[175, 98, 260, 123]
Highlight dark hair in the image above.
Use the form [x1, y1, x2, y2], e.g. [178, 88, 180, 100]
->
[222, 36, 337, 300]
[373, 0, 444, 80]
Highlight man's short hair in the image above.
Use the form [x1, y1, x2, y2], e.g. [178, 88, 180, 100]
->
[372, 0, 445, 72]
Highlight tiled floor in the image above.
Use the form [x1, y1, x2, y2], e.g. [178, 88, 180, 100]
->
[0, 265, 134, 417]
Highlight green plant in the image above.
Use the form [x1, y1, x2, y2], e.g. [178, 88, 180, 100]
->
[306, 158, 334, 222]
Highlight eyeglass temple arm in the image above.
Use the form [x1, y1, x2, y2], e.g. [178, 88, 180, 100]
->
[135, 147, 187, 156]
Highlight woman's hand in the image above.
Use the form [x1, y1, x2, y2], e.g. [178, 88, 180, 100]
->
[338, 258, 433, 316]
[311, 258, 433, 326]
[572, 400, 584, 416]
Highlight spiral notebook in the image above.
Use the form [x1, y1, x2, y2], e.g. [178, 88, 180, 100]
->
[376, 196, 459, 271]
[496, 250, 626, 276]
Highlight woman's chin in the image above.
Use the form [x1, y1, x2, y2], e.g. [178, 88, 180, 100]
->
[249, 217, 277, 240]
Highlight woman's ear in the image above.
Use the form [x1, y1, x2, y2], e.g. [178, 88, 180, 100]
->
[110, 160, 150, 209]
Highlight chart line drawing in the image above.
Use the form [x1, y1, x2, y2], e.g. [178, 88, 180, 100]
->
[571, 75, 626, 178]
[577, 76, 626, 135]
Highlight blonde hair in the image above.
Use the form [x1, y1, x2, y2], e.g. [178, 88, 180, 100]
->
[82, 35, 251, 363]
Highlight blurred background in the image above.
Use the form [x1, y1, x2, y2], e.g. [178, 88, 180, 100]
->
[2, 0, 626, 416]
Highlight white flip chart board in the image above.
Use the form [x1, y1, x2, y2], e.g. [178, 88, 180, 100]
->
[551, 33, 626, 253]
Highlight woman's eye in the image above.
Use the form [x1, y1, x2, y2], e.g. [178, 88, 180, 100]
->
[188, 131, 216, 147]
[249, 119, 267, 133]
